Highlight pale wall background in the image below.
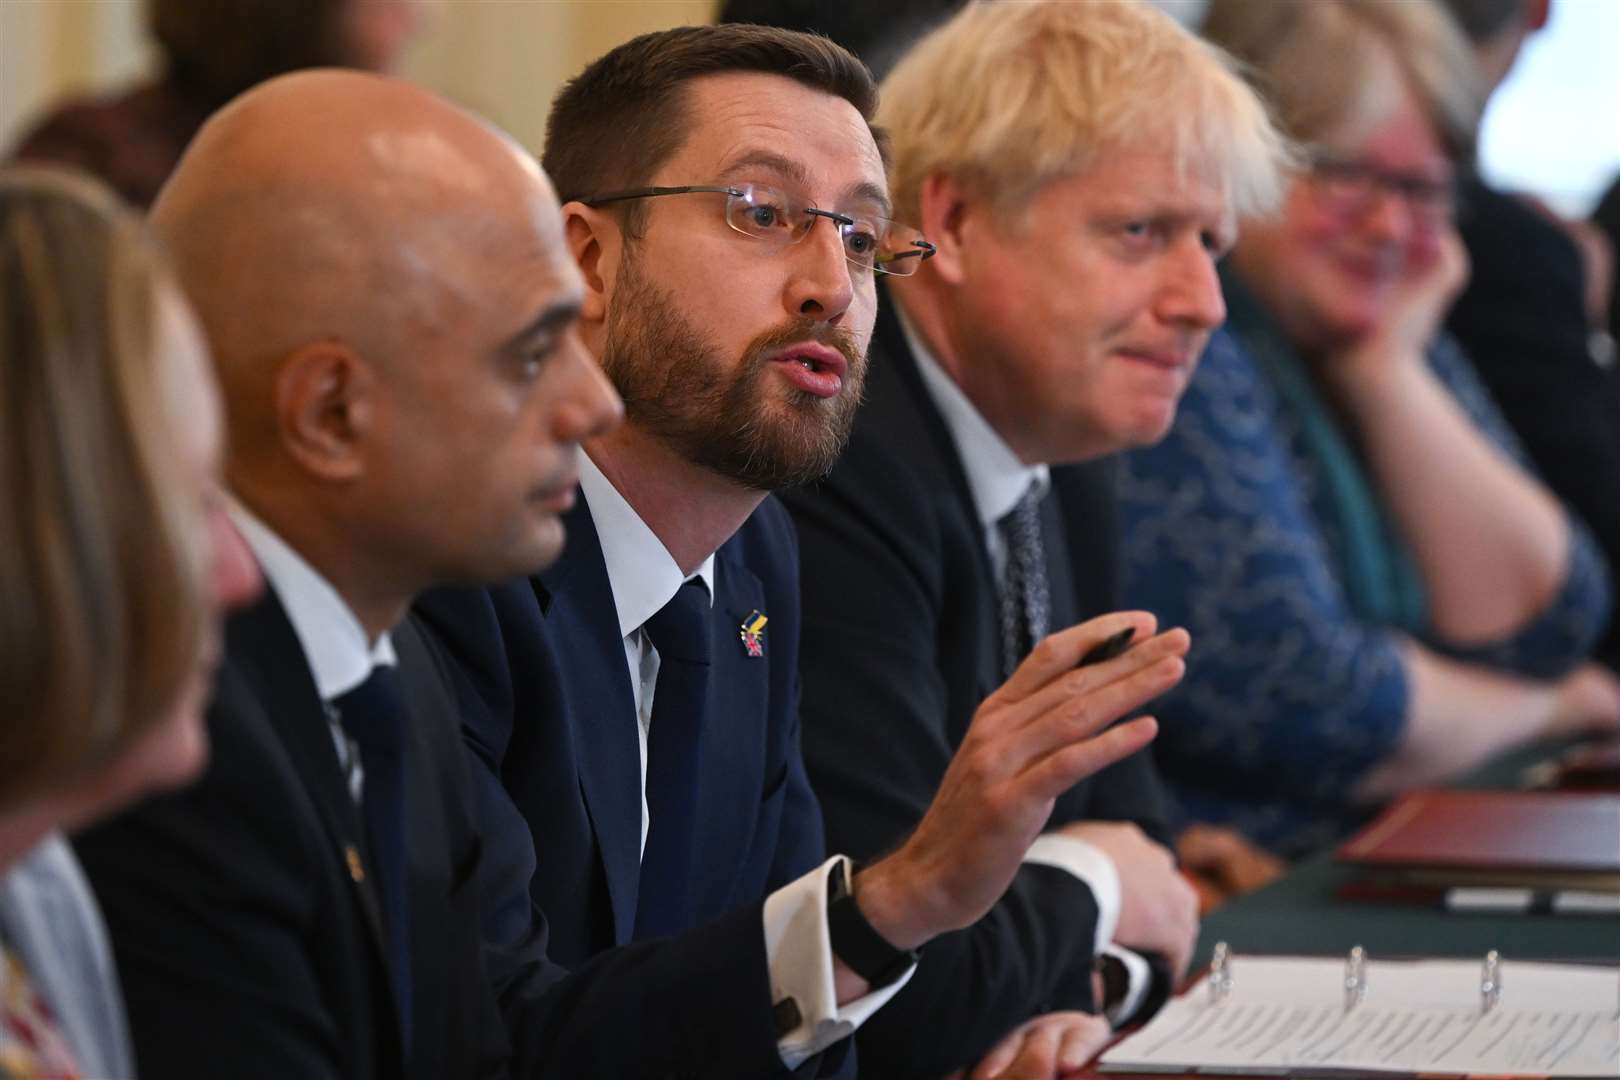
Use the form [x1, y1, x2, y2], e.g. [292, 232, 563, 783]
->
[2, 1, 1615, 211]
[0, 0, 717, 158]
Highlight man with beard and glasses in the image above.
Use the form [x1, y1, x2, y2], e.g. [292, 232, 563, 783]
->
[416, 23, 1194, 1077]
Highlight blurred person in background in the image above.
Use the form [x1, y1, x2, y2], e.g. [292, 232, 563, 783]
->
[1595, 174, 1620, 350]
[1437, 0, 1620, 674]
[1119, 0, 1620, 860]
[715, 0, 967, 80]
[0, 165, 260, 1077]
[8, 0, 426, 209]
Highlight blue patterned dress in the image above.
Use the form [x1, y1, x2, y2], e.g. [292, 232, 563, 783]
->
[1119, 279, 1612, 857]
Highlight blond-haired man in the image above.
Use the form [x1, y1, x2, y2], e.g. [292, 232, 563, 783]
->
[781, 1, 1289, 1074]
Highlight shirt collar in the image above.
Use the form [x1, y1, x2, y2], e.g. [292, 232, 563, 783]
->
[226, 497, 397, 702]
[895, 301, 1050, 528]
[578, 450, 717, 641]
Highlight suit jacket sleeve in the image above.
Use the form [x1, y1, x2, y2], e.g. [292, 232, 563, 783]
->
[74, 670, 373, 1080]
[785, 452, 1109, 1078]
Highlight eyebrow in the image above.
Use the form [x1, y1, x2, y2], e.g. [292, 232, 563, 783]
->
[503, 295, 582, 351]
[719, 148, 893, 218]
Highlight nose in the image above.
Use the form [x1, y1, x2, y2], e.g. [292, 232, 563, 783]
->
[1358, 184, 1415, 245]
[1157, 239, 1226, 332]
[210, 508, 262, 613]
[552, 328, 623, 443]
[782, 216, 855, 324]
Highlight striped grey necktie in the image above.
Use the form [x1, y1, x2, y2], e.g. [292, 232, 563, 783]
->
[997, 483, 1050, 679]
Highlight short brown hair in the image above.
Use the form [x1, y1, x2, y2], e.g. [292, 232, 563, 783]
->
[0, 166, 207, 808]
[543, 23, 879, 212]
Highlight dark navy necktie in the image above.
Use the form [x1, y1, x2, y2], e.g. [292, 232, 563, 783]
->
[633, 577, 712, 940]
[332, 665, 413, 1046]
[997, 484, 1051, 679]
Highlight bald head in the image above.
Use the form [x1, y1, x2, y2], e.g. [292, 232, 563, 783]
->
[148, 69, 617, 626]
[151, 69, 568, 452]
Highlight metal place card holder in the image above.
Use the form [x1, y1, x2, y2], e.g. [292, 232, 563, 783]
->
[1204, 942, 1520, 1015]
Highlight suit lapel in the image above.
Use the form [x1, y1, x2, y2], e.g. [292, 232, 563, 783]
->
[227, 593, 391, 964]
[536, 496, 645, 942]
[873, 292, 1004, 699]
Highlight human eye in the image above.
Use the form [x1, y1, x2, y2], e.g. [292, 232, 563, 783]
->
[514, 339, 558, 380]
[841, 221, 880, 261]
[1118, 219, 1162, 251]
[733, 187, 795, 236]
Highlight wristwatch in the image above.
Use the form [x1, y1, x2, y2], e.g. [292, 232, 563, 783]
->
[826, 861, 919, 989]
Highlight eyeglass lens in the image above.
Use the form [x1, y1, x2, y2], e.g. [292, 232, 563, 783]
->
[722, 184, 932, 276]
[1311, 160, 1454, 222]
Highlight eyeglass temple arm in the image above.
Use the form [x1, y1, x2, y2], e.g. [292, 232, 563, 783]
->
[878, 240, 938, 265]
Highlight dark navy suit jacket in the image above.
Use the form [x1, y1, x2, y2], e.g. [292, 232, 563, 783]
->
[79, 587, 794, 1080]
[417, 492, 848, 1076]
[781, 295, 1173, 1076]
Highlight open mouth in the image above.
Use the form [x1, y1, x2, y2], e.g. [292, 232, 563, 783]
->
[767, 342, 849, 398]
[769, 342, 848, 378]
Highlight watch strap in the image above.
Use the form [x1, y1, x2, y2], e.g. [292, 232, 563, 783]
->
[825, 861, 919, 989]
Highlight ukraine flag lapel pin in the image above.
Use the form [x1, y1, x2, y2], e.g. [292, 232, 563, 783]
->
[740, 610, 768, 658]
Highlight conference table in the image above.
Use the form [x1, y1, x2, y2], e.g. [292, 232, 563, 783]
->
[1193, 734, 1620, 969]
[1076, 737, 1618, 1078]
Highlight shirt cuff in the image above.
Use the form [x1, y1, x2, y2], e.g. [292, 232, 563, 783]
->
[1101, 944, 1153, 1027]
[761, 855, 917, 1069]
[1022, 834, 1121, 954]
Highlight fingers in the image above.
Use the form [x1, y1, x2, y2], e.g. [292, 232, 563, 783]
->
[974, 1016, 1063, 1080]
[992, 612, 1160, 705]
[973, 1014, 1111, 1080]
[1003, 653, 1183, 777]
[1022, 716, 1159, 802]
[1002, 628, 1189, 737]
[1057, 1014, 1112, 1072]
[970, 1029, 1023, 1080]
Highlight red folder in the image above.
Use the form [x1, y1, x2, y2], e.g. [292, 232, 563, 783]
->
[1338, 789, 1620, 889]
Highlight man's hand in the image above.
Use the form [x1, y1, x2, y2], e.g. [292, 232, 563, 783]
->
[1057, 821, 1198, 981]
[946, 1011, 1112, 1080]
[849, 613, 1188, 962]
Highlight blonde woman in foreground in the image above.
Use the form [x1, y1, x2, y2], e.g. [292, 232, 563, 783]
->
[0, 166, 259, 1077]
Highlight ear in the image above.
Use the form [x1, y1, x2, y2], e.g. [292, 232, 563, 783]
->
[564, 201, 622, 331]
[272, 342, 375, 482]
[916, 172, 975, 286]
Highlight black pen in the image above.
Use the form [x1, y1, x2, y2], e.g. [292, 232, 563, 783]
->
[1077, 627, 1135, 668]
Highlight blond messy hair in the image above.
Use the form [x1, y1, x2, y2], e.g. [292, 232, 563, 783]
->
[877, 0, 1291, 228]
[0, 166, 208, 809]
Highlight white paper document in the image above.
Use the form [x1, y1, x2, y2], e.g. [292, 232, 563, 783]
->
[1101, 956, 1620, 1076]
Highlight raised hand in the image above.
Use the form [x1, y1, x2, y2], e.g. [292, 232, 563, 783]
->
[849, 613, 1189, 957]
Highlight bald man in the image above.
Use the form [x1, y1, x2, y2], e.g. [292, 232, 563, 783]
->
[71, 69, 836, 1079]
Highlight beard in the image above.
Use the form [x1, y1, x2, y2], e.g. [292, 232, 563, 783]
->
[600, 259, 867, 492]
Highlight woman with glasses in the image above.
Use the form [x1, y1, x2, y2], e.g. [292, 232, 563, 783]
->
[0, 166, 260, 1075]
[1116, 0, 1620, 861]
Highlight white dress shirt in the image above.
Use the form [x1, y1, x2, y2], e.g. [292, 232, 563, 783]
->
[578, 452, 912, 1065]
[898, 307, 1152, 1023]
[228, 499, 397, 803]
